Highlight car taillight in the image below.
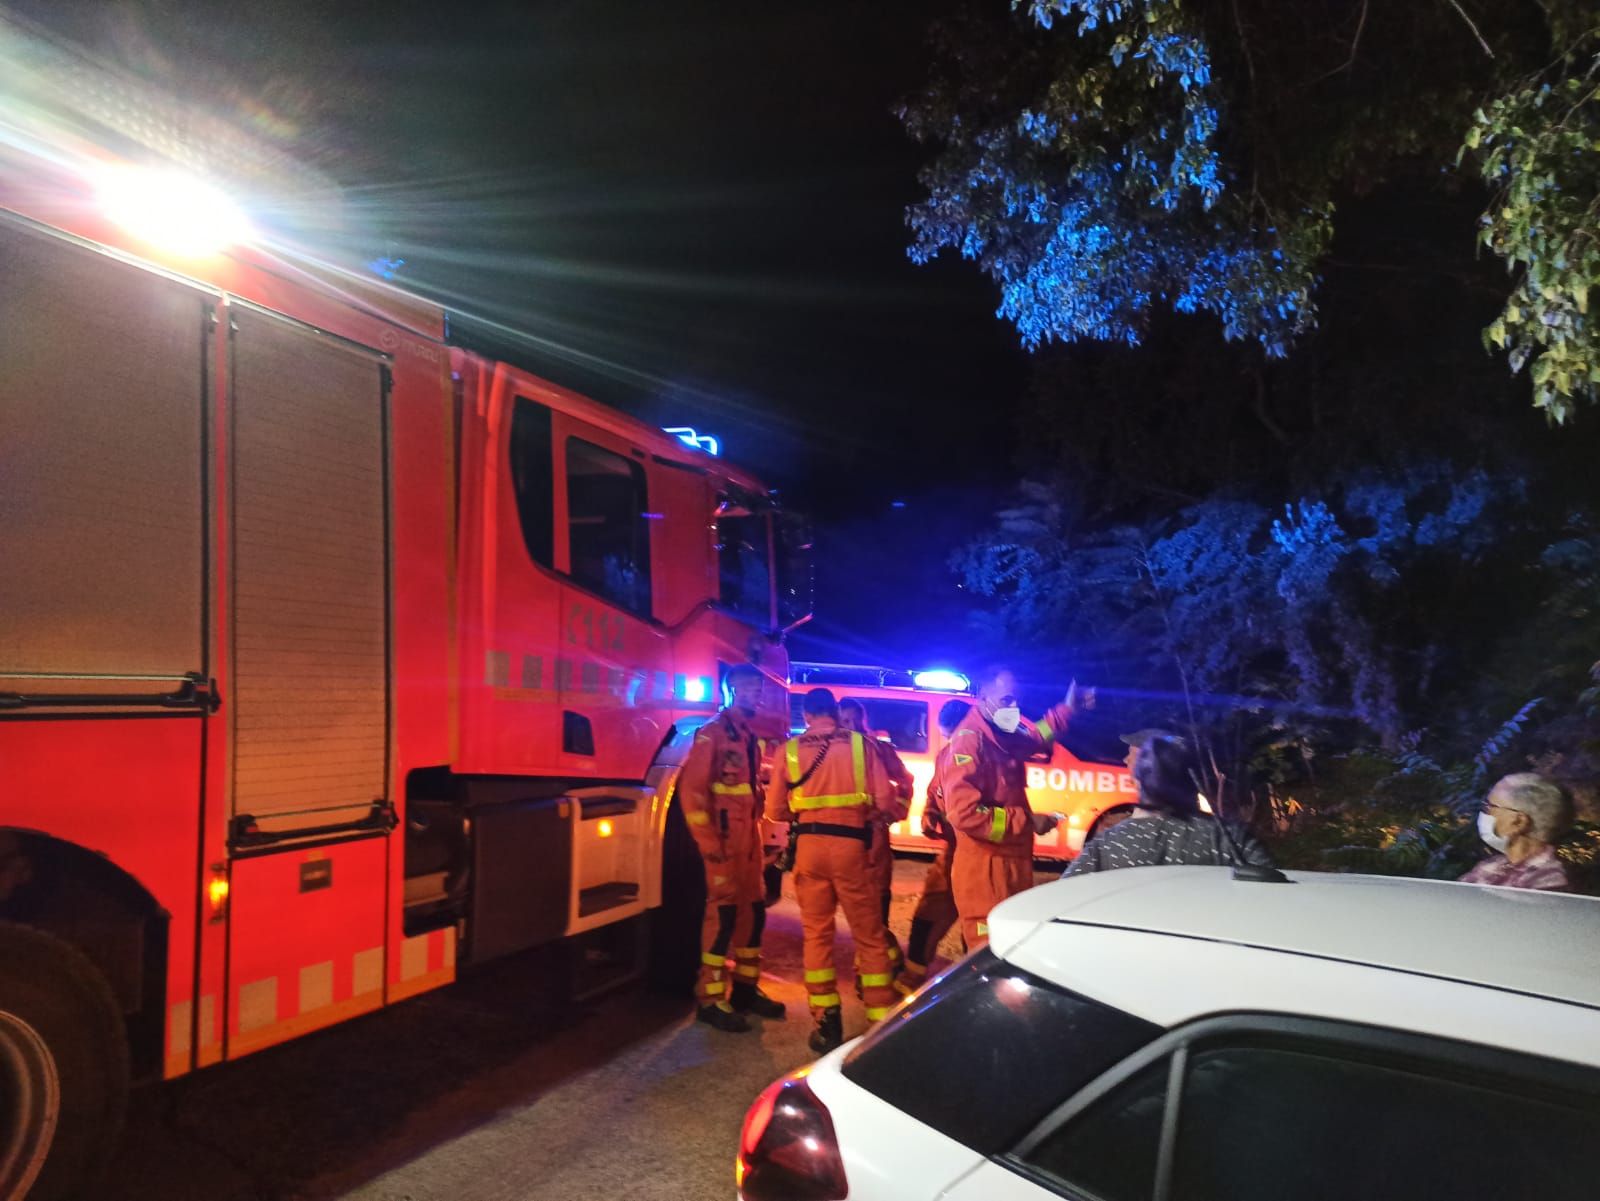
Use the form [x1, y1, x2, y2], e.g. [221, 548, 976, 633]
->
[737, 1071, 848, 1201]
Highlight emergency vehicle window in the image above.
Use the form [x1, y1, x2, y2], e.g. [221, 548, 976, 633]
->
[843, 697, 929, 753]
[567, 437, 652, 617]
[715, 506, 772, 628]
[510, 398, 555, 568]
[775, 510, 813, 630]
[840, 952, 1160, 1156]
[1170, 1042, 1600, 1201]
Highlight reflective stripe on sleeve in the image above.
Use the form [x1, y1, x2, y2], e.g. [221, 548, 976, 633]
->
[1036, 718, 1053, 739]
[988, 806, 1008, 842]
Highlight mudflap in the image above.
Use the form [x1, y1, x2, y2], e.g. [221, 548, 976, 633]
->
[646, 796, 704, 997]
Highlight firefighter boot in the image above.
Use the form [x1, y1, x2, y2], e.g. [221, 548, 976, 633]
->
[697, 1002, 752, 1033]
[731, 980, 787, 1019]
[808, 1007, 844, 1055]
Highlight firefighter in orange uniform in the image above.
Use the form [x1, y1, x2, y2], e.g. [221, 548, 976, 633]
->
[942, 668, 1092, 949]
[766, 688, 899, 1054]
[837, 698, 913, 976]
[678, 662, 788, 1032]
[899, 698, 971, 992]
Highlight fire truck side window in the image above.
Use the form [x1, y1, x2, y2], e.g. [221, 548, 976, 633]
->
[716, 503, 773, 628]
[566, 437, 653, 617]
[510, 398, 555, 568]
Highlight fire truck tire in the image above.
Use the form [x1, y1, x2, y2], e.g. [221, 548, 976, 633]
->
[0, 922, 128, 1201]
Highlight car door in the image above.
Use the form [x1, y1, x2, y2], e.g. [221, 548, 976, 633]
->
[943, 1013, 1600, 1201]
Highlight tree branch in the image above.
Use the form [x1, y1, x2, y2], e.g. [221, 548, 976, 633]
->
[1311, 0, 1370, 83]
[1231, 0, 1257, 89]
[1442, 0, 1495, 58]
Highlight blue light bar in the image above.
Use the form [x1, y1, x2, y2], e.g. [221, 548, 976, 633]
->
[663, 426, 721, 457]
[913, 669, 969, 692]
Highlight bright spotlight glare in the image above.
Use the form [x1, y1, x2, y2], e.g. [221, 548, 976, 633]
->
[913, 669, 969, 692]
[95, 166, 252, 256]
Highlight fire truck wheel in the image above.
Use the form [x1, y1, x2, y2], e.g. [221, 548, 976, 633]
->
[0, 922, 128, 1201]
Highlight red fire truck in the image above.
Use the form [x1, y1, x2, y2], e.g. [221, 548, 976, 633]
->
[784, 664, 1137, 861]
[0, 26, 806, 1200]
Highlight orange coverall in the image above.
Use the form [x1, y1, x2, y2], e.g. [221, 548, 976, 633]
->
[679, 707, 780, 1008]
[864, 736, 913, 969]
[940, 703, 1071, 948]
[764, 718, 900, 1023]
[902, 741, 959, 988]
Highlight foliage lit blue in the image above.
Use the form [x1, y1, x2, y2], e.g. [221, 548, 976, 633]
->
[953, 466, 1564, 747]
[904, 0, 1320, 356]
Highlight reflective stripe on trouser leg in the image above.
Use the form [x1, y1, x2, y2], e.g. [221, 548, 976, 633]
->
[826, 837, 897, 1021]
[795, 840, 842, 1016]
[698, 902, 740, 1004]
[733, 946, 762, 981]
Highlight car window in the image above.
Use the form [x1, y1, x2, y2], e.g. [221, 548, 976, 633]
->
[1016, 1058, 1168, 1201]
[1172, 1042, 1600, 1201]
[843, 696, 929, 753]
[840, 952, 1160, 1156]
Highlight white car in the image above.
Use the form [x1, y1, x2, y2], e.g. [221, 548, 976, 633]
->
[737, 867, 1600, 1201]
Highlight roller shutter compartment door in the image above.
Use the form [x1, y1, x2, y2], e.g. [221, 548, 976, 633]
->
[229, 310, 389, 830]
[0, 223, 206, 692]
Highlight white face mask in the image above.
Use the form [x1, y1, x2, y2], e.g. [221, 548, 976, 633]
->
[1477, 810, 1509, 853]
[991, 706, 1022, 734]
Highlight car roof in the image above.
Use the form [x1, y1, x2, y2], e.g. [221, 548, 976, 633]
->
[989, 866, 1600, 1012]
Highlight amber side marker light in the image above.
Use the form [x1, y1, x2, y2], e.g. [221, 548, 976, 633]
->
[206, 867, 230, 919]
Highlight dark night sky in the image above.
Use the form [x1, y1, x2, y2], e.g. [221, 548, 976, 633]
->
[13, 0, 1028, 664]
[19, 1, 1025, 497]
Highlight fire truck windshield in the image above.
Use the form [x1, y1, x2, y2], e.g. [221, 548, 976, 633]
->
[774, 509, 813, 632]
[716, 498, 773, 629]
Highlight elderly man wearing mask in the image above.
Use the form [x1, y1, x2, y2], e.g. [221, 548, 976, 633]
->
[1461, 773, 1575, 892]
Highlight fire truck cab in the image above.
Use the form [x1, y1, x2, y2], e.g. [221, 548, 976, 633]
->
[784, 664, 1137, 860]
[0, 21, 806, 1201]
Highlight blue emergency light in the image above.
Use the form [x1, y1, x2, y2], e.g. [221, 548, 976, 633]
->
[663, 426, 721, 457]
[913, 669, 970, 692]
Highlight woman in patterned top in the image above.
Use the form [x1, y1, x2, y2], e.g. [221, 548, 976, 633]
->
[1063, 734, 1274, 877]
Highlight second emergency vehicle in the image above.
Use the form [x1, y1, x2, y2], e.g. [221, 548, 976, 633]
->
[785, 664, 1136, 861]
